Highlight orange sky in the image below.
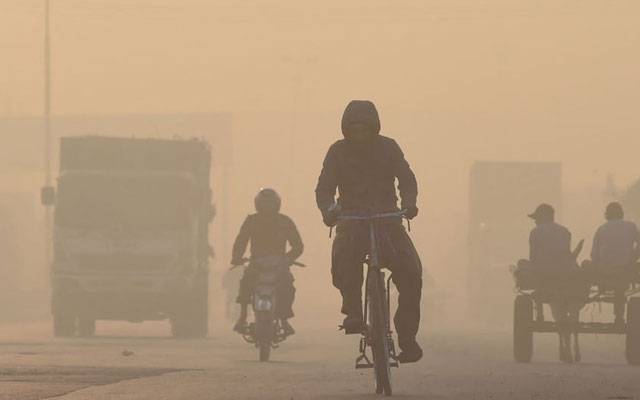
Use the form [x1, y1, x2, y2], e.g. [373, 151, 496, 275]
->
[1, 1, 639, 289]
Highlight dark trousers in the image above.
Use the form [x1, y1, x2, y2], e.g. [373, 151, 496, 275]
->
[331, 221, 422, 347]
[600, 284, 627, 321]
[586, 261, 632, 321]
[237, 267, 296, 319]
[614, 288, 626, 320]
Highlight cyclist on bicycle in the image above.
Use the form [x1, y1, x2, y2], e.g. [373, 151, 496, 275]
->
[315, 100, 423, 363]
[231, 188, 304, 337]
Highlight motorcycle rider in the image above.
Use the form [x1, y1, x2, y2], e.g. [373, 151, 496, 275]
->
[315, 100, 423, 363]
[231, 188, 304, 336]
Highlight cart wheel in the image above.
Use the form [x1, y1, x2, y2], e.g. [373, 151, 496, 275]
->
[626, 297, 640, 365]
[514, 295, 533, 363]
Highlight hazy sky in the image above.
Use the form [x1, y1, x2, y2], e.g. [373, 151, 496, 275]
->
[1, 1, 639, 288]
[2, 2, 638, 178]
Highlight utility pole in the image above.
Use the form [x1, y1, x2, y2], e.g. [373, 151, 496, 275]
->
[44, 0, 52, 266]
[44, 0, 51, 186]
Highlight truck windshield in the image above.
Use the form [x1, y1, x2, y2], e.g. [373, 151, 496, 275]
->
[55, 174, 195, 230]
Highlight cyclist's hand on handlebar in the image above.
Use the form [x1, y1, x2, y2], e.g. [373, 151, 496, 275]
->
[322, 203, 341, 227]
[322, 212, 338, 227]
[231, 258, 245, 267]
[404, 205, 419, 220]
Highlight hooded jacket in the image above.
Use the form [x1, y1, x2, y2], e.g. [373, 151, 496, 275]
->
[315, 100, 418, 213]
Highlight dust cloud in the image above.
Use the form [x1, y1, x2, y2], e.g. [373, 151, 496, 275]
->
[0, 0, 638, 365]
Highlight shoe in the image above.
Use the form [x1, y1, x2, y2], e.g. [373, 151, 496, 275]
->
[340, 315, 364, 335]
[397, 340, 423, 364]
[559, 349, 573, 363]
[233, 319, 248, 334]
[281, 319, 295, 336]
[559, 343, 573, 363]
[535, 303, 545, 323]
[574, 350, 582, 363]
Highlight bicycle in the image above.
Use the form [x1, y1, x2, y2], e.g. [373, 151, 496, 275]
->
[337, 210, 407, 396]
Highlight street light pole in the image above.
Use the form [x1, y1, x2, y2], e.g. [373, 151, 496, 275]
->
[43, 0, 52, 267]
[44, 0, 51, 186]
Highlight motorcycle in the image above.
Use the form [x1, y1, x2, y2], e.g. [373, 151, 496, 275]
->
[236, 256, 305, 362]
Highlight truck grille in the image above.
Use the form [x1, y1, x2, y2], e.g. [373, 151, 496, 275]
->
[72, 253, 173, 273]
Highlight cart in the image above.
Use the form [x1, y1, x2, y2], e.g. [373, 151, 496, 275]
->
[512, 262, 640, 365]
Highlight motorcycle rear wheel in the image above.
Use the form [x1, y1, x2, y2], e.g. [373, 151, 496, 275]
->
[255, 313, 274, 362]
[259, 339, 271, 362]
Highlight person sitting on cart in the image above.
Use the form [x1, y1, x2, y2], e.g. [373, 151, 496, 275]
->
[589, 202, 640, 325]
[521, 204, 588, 362]
[231, 188, 304, 337]
[525, 204, 574, 321]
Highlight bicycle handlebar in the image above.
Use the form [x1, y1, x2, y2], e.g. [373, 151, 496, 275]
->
[237, 257, 306, 268]
[337, 209, 407, 221]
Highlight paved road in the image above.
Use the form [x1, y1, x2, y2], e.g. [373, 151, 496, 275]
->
[0, 321, 638, 399]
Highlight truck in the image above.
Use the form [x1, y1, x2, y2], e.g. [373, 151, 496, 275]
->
[620, 178, 640, 224]
[467, 161, 563, 323]
[41, 136, 213, 338]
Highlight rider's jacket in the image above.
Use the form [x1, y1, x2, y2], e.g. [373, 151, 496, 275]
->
[591, 219, 640, 267]
[231, 213, 304, 265]
[529, 221, 572, 269]
[315, 101, 417, 214]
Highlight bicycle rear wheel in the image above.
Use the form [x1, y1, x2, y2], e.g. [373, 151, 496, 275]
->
[368, 270, 392, 396]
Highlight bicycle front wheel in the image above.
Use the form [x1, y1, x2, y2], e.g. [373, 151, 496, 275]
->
[368, 270, 393, 396]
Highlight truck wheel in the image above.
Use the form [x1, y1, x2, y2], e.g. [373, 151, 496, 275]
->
[626, 297, 640, 365]
[172, 277, 209, 339]
[170, 313, 191, 339]
[53, 313, 76, 338]
[170, 299, 200, 339]
[191, 276, 209, 338]
[78, 317, 96, 338]
[514, 295, 534, 363]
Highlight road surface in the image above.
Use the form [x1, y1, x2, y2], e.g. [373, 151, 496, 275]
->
[0, 320, 638, 399]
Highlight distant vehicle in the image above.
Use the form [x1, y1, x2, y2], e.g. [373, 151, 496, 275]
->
[41, 136, 214, 338]
[619, 178, 640, 224]
[467, 161, 563, 323]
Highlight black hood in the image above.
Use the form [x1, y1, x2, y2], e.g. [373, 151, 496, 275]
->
[341, 100, 381, 138]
